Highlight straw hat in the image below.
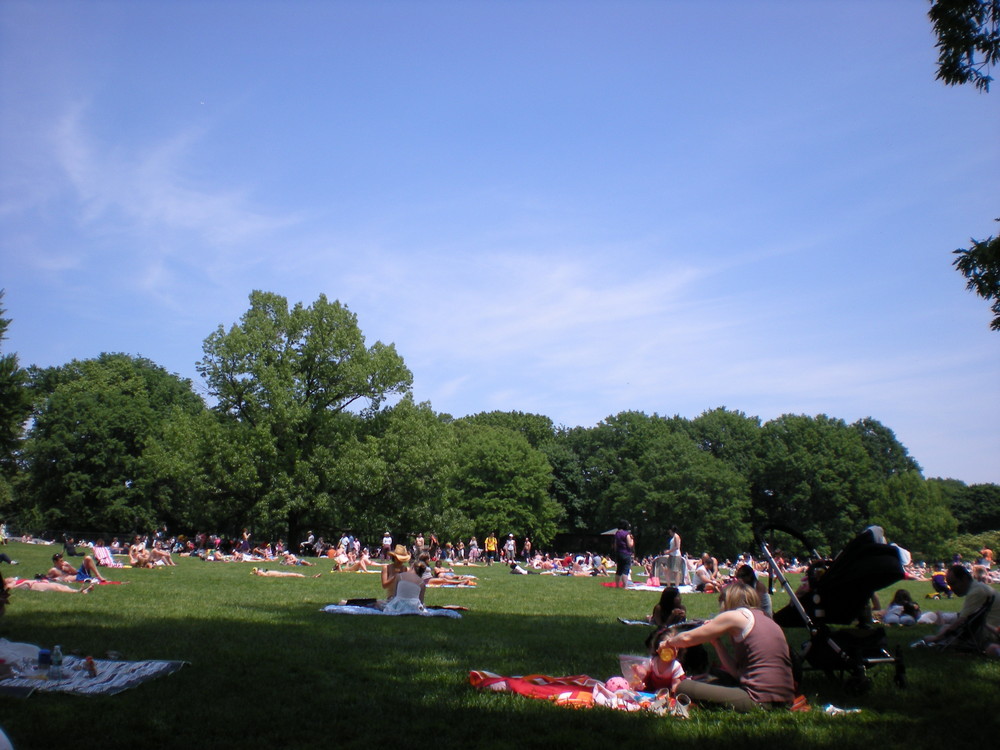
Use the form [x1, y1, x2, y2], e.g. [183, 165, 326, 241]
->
[389, 544, 411, 563]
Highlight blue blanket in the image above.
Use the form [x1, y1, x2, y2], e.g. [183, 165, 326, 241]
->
[321, 604, 461, 618]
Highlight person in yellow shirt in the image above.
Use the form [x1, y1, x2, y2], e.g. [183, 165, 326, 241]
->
[484, 532, 498, 566]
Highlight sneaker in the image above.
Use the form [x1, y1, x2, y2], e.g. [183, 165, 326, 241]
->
[9, 560, 17, 565]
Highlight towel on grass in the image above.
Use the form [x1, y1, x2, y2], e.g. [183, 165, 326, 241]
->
[601, 583, 696, 594]
[0, 656, 186, 697]
[321, 604, 462, 618]
[469, 670, 672, 713]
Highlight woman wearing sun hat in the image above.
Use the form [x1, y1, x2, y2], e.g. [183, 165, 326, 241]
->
[381, 544, 411, 600]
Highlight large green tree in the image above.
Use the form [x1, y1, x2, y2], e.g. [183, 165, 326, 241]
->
[851, 416, 922, 479]
[868, 471, 957, 557]
[20, 353, 204, 532]
[751, 414, 883, 552]
[197, 291, 412, 543]
[447, 421, 560, 545]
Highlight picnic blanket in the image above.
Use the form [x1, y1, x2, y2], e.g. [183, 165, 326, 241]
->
[469, 670, 677, 714]
[321, 604, 462, 618]
[0, 645, 186, 697]
[601, 582, 696, 594]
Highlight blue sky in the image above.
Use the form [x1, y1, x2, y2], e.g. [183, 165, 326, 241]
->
[1, 1, 998, 484]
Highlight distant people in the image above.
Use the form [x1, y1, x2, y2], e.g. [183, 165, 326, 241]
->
[251, 567, 320, 578]
[613, 520, 635, 588]
[484, 533, 498, 566]
[381, 532, 393, 560]
[468, 536, 479, 562]
[666, 526, 684, 586]
[521, 537, 532, 562]
[7, 576, 96, 594]
[503, 534, 516, 563]
[693, 556, 722, 594]
[931, 564, 953, 598]
[300, 531, 316, 556]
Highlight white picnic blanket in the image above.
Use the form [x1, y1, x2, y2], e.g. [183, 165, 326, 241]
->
[0, 639, 185, 697]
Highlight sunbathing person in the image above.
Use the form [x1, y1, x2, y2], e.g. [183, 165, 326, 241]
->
[46, 553, 108, 583]
[129, 536, 153, 568]
[251, 567, 321, 578]
[333, 549, 375, 573]
[147, 541, 176, 566]
[280, 551, 316, 567]
[7, 576, 96, 594]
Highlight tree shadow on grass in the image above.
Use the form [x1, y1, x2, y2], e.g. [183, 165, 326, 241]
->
[3, 604, 995, 750]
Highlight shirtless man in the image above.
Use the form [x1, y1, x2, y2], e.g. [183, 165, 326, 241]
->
[46, 553, 107, 584]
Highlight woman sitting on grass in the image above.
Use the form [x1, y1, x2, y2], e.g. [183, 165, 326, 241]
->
[383, 561, 428, 614]
[649, 586, 687, 627]
[655, 581, 795, 712]
[882, 589, 920, 626]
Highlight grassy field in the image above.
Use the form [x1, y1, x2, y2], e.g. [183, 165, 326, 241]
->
[0, 541, 996, 749]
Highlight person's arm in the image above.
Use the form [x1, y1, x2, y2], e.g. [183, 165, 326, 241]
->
[662, 610, 743, 650]
[627, 532, 634, 550]
[380, 564, 396, 591]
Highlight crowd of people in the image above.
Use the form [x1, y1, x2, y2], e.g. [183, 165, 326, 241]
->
[3, 518, 997, 709]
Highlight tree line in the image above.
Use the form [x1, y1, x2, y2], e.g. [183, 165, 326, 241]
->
[1, 290, 997, 560]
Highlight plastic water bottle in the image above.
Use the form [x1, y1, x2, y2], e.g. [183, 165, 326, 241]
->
[49, 645, 63, 680]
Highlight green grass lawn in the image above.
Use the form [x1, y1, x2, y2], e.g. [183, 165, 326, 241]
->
[1, 541, 996, 749]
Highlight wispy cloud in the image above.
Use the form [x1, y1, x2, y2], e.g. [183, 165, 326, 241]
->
[52, 105, 302, 249]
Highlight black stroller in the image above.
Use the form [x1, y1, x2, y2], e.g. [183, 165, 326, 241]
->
[756, 524, 908, 693]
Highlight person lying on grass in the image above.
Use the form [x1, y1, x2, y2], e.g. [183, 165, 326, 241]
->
[654, 581, 795, 712]
[7, 576, 96, 594]
[280, 551, 316, 567]
[251, 567, 321, 578]
[46, 552, 108, 584]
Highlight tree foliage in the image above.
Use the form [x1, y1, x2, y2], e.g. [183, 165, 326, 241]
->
[196, 291, 412, 542]
[0, 291, 31, 514]
[751, 414, 883, 552]
[929, 0, 1000, 91]
[20, 353, 204, 531]
[952, 220, 1000, 331]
